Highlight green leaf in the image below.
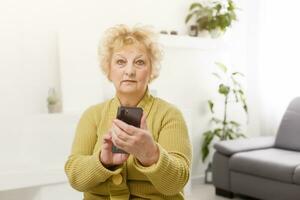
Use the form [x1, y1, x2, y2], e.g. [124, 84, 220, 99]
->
[228, 0, 235, 11]
[212, 72, 221, 80]
[190, 3, 203, 11]
[225, 128, 235, 140]
[213, 128, 222, 138]
[233, 89, 239, 102]
[228, 133, 234, 140]
[235, 133, 246, 138]
[185, 10, 201, 24]
[236, 89, 248, 114]
[232, 72, 244, 76]
[233, 81, 242, 89]
[201, 131, 214, 162]
[230, 11, 237, 21]
[197, 17, 209, 30]
[211, 117, 222, 124]
[238, 89, 244, 95]
[229, 121, 240, 126]
[215, 62, 227, 73]
[243, 104, 248, 113]
[218, 84, 230, 96]
[210, 18, 219, 30]
[185, 13, 194, 24]
[230, 76, 238, 84]
[208, 100, 214, 113]
[201, 146, 209, 163]
[214, 4, 222, 13]
[218, 14, 231, 30]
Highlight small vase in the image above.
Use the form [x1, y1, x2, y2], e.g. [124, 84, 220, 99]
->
[48, 104, 60, 113]
[197, 30, 210, 38]
[205, 162, 213, 184]
[209, 28, 224, 38]
[188, 25, 198, 37]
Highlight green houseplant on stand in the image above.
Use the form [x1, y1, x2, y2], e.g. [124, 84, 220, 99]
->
[202, 62, 248, 183]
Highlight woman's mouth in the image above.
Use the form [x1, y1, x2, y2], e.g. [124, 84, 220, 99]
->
[122, 80, 137, 83]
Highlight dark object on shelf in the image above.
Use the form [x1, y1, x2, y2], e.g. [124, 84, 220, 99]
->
[170, 30, 178, 35]
[205, 162, 213, 184]
[160, 30, 168, 34]
[189, 25, 198, 37]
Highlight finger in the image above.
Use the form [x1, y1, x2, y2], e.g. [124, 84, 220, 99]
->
[103, 132, 112, 141]
[113, 153, 129, 164]
[120, 153, 129, 162]
[111, 134, 127, 151]
[102, 142, 112, 151]
[113, 119, 136, 136]
[112, 123, 131, 142]
[102, 132, 113, 150]
[140, 112, 147, 130]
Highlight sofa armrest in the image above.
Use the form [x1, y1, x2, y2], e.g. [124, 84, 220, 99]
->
[214, 136, 275, 156]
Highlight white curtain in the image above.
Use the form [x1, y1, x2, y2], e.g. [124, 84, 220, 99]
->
[258, 0, 300, 135]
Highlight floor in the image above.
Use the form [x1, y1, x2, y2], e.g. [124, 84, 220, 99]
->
[186, 184, 244, 200]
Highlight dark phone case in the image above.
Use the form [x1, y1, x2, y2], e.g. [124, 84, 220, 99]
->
[112, 106, 143, 154]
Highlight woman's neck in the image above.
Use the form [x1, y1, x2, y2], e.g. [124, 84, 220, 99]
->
[116, 90, 146, 107]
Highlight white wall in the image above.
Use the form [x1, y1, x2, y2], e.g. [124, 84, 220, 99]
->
[0, 0, 262, 198]
[258, 0, 300, 136]
[0, 0, 199, 115]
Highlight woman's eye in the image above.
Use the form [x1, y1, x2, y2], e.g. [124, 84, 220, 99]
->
[116, 59, 126, 65]
[136, 60, 145, 65]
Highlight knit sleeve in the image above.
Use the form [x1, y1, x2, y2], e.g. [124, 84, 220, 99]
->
[133, 106, 192, 195]
[64, 106, 122, 192]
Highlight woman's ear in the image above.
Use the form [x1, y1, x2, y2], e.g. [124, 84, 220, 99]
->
[107, 72, 112, 82]
[107, 65, 112, 81]
[148, 67, 154, 83]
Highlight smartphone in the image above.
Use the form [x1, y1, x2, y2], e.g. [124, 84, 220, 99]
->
[112, 106, 143, 153]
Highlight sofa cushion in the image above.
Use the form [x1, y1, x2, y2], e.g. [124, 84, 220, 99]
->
[294, 165, 300, 185]
[229, 148, 300, 183]
[275, 97, 300, 151]
[214, 136, 275, 156]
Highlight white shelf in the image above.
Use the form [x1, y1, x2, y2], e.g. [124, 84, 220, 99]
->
[0, 113, 80, 192]
[158, 34, 228, 50]
[0, 167, 66, 191]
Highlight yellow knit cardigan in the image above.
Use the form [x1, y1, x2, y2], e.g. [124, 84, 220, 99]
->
[65, 91, 192, 200]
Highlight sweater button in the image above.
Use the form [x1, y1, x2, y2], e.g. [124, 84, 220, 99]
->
[112, 174, 123, 185]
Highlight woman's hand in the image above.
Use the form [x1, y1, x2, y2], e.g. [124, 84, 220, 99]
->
[100, 131, 129, 168]
[111, 113, 159, 166]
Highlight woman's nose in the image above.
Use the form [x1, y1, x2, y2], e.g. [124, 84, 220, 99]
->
[124, 62, 136, 77]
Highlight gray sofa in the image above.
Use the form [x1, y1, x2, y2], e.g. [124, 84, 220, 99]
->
[212, 97, 300, 200]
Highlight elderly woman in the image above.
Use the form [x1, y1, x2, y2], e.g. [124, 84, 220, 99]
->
[65, 24, 192, 200]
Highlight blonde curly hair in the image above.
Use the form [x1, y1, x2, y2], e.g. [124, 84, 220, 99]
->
[98, 24, 162, 82]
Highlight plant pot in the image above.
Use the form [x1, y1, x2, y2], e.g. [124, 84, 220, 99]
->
[197, 30, 210, 38]
[48, 104, 60, 113]
[204, 162, 213, 184]
[209, 28, 224, 38]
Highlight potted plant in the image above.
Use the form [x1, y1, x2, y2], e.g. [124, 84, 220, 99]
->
[201, 62, 248, 182]
[185, 0, 237, 38]
[47, 88, 60, 113]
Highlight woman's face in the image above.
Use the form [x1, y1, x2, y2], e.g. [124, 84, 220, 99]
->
[109, 44, 151, 96]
